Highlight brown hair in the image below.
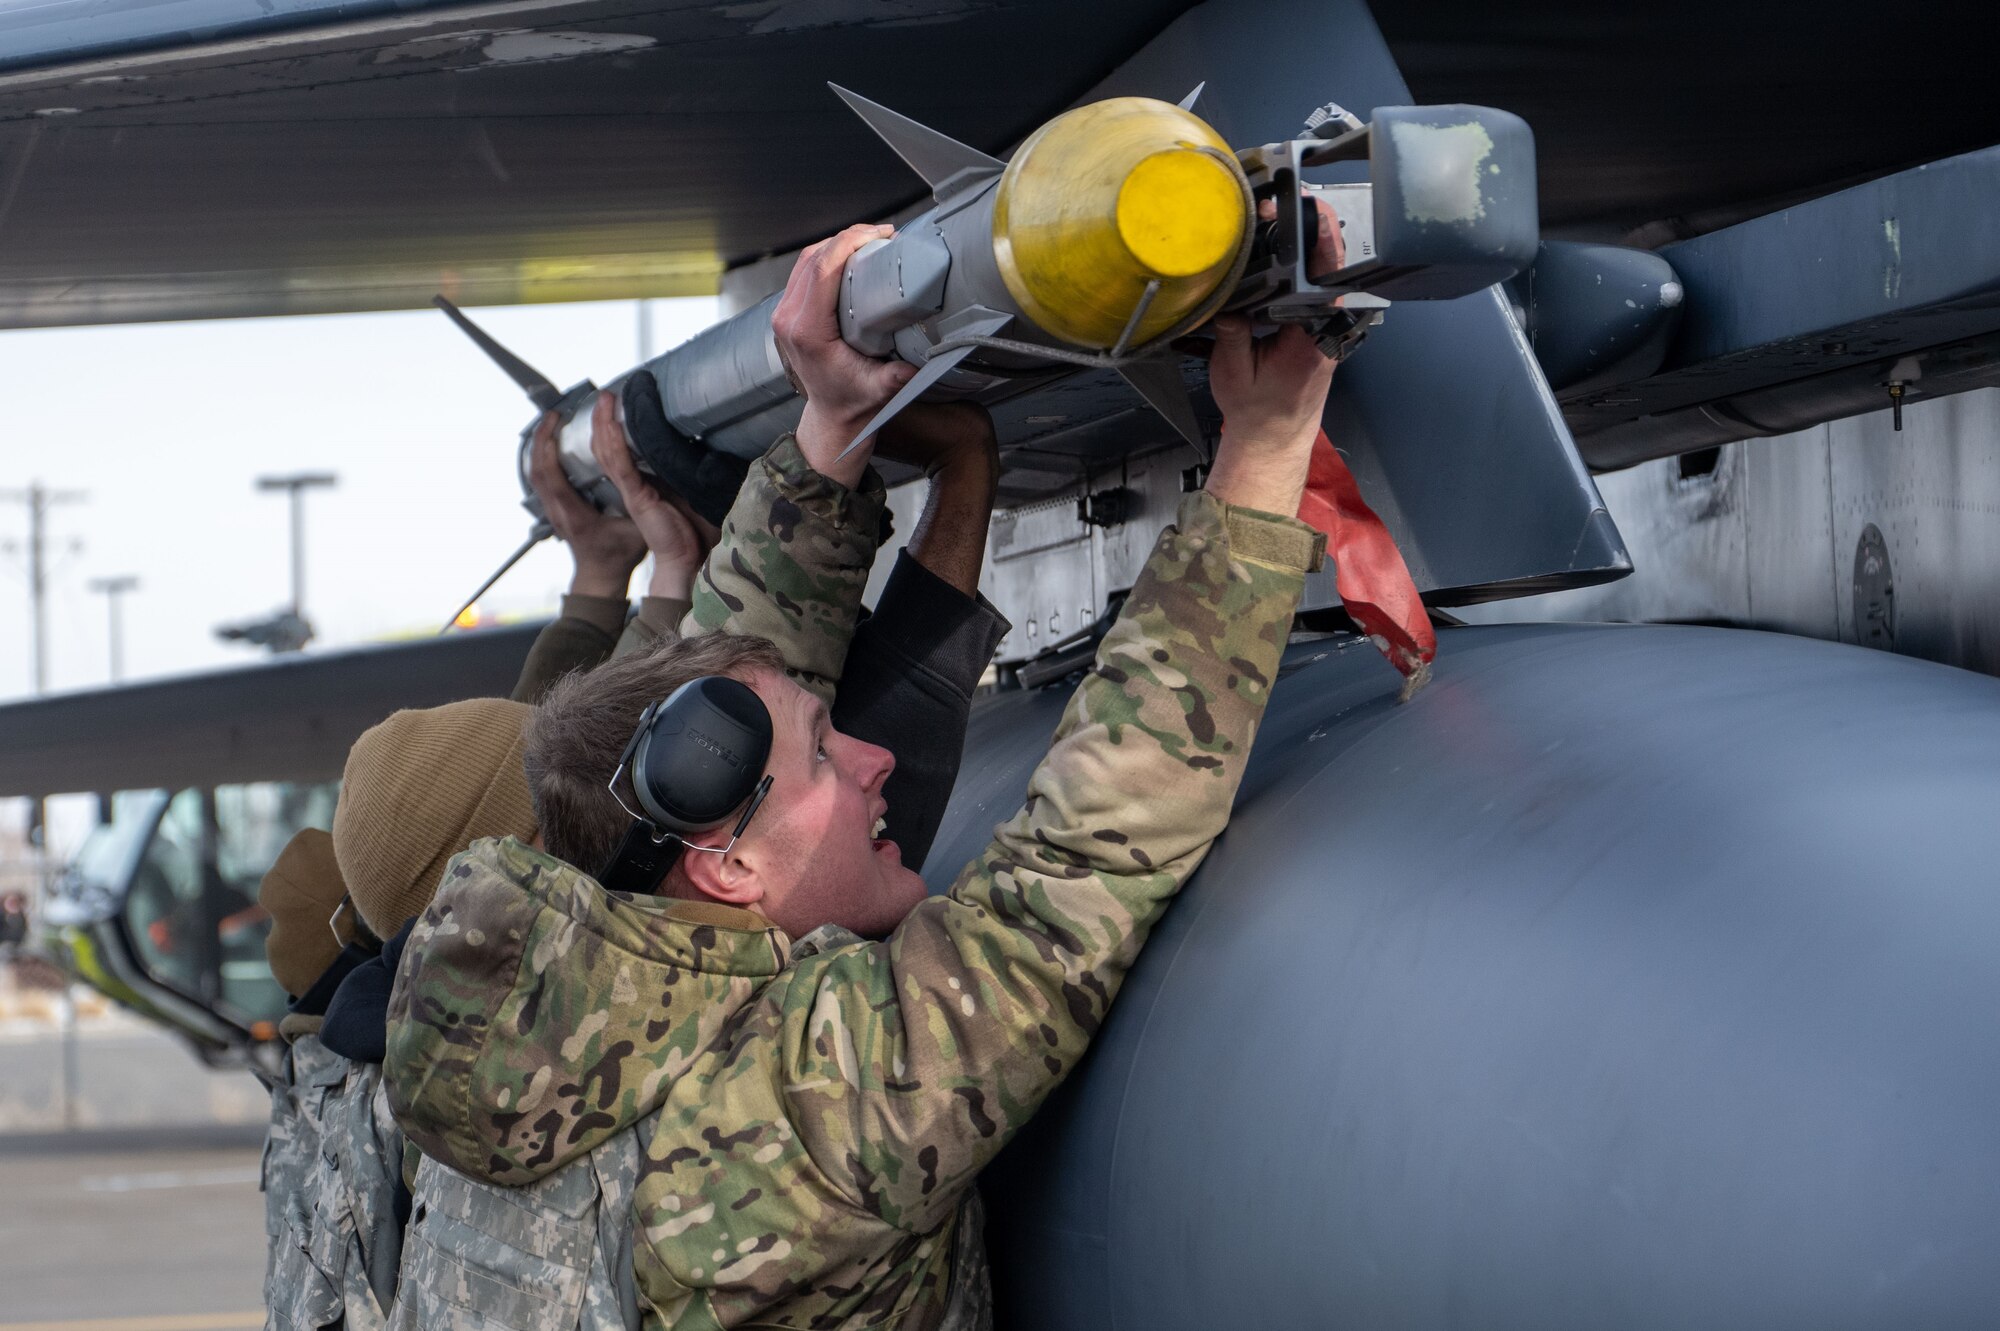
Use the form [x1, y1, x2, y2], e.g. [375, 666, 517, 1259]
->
[524, 633, 784, 878]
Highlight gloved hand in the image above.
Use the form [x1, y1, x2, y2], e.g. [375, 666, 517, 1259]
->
[619, 371, 751, 529]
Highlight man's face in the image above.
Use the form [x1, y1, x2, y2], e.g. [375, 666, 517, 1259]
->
[697, 666, 928, 939]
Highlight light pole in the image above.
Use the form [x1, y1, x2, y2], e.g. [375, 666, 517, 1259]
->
[87, 575, 138, 682]
[256, 472, 337, 622]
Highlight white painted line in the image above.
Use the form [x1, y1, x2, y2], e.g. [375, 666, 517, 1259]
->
[0, 1314, 263, 1331]
[79, 1165, 262, 1193]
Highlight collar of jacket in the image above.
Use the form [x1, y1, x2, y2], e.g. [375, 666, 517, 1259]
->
[388, 837, 808, 1183]
[472, 837, 791, 977]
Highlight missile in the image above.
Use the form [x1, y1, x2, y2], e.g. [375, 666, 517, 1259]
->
[436, 87, 1538, 608]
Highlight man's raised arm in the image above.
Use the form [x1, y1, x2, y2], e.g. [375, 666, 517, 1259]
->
[506, 407, 651, 702]
[591, 224, 912, 705]
[761, 312, 1340, 1234]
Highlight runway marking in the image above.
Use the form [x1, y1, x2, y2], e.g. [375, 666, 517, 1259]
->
[78, 1166, 262, 1193]
[0, 1314, 263, 1331]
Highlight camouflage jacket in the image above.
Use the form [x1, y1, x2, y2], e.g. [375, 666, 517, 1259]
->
[266, 1034, 402, 1331]
[387, 475, 1320, 1328]
[384, 928, 990, 1331]
[264, 1029, 323, 1300]
[680, 434, 886, 706]
[389, 1122, 646, 1331]
[386, 435, 885, 1178]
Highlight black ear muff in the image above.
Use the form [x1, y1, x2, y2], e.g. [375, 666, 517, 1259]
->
[597, 676, 773, 895]
[631, 676, 771, 833]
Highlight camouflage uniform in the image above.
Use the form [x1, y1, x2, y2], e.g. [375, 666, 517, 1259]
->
[390, 1126, 644, 1330]
[387, 420, 1322, 1329]
[680, 433, 888, 704]
[263, 1028, 326, 1311]
[265, 1033, 402, 1330]
[263, 554, 712, 1326]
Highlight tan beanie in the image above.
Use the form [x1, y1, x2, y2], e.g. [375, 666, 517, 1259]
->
[260, 828, 352, 999]
[332, 697, 538, 940]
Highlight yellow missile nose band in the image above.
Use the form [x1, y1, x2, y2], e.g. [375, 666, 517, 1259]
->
[1116, 148, 1244, 279]
[992, 96, 1250, 351]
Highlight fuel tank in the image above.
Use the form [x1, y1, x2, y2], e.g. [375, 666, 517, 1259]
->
[920, 622, 2000, 1329]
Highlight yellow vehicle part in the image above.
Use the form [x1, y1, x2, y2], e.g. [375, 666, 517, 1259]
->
[58, 925, 155, 1017]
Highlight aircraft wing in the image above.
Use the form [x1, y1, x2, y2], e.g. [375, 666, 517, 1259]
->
[0, 623, 540, 798]
[0, 0, 1200, 327]
[1, 0, 1997, 330]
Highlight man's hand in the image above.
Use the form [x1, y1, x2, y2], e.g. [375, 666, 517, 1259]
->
[587, 391, 715, 601]
[1203, 197, 1343, 515]
[1294, 192, 1346, 285]
[527, 412, 647, 599]
[880, 402, 1001, 597]
[772, 224, 918, 487]
[1203, 321, 1336, 515]
[875, 401, 999, 488]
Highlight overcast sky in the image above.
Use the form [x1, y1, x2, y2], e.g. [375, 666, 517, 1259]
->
[0, 295, 719, 704]
[0, 297, 722, 858]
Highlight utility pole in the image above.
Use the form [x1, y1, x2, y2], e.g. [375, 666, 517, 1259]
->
[256, 472, 336, 621]
[0, 482, 84, 1131]
[87, 575, 138, 682]
[0, 481, 87, 693]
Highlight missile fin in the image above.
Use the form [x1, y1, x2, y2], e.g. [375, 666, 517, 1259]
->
[835, 313, 1011, 463]
[1177, 81, 1207, 111]
[830, 83, 1004, 199]
[1118, 356, 1208, 452]
[440, 521, 552, 635]
[432, 295, 563, 411]
[834, 347, 981, 465]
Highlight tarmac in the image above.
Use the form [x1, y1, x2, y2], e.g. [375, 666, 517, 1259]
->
[0, 1122, 266, 1329]
[0, 979, 268, 1329]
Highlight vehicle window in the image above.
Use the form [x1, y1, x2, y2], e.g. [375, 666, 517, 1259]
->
[115, 781, 338, 1028]
[64, 790, 169, 908]
[214, 782, 336, 890]
[123, 788, 210, 1000]
[212, 781, 338, 1022]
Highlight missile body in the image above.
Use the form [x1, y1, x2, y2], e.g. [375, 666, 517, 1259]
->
[643, 290, 800, 460]
[546, 92, 1256, 487]
[508, 90, 1537, 521]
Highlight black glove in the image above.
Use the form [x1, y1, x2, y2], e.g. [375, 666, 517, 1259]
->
[620, 372, 751, 529]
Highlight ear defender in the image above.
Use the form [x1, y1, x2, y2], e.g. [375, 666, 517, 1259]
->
[598, 676, 775, 895]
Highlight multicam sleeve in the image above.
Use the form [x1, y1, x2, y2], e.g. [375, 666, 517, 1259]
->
[777, 490, 1324, 1233]
[610, 594, 692, 660]
[681, 434, 887, 706]
[508, 593, 628, 703]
